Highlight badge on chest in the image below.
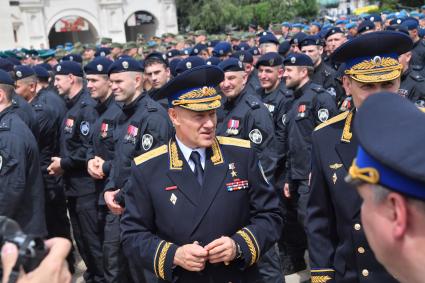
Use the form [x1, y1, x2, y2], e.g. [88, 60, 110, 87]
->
[124, 124, 138, 144]
[226, 119, 240, 135]
[64, 118, 74, 134]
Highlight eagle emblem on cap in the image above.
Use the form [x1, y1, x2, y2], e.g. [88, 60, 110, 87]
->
[290, 57, 296, 64]
[186, 61, 192, 69]
[16, 71, 22, 78]
[122, 61, 129, 69]
[97, 64, 103, 72]
[56, 65, 62, 72]
[269, 59, 274, 65]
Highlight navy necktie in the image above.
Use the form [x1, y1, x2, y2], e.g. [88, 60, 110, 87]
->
[190, 151, 204, 186]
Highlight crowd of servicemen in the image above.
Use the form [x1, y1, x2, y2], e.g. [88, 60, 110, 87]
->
[1, 6, 425, 283]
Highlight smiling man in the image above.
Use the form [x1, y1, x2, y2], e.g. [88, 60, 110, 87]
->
[121, 65, 282, 283]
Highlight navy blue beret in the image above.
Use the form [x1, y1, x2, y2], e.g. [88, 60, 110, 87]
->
[248, 47, 260, 56]
[37, 63, 53, 71]
[290, 32, 308, 45]
[365, 13, 382, 23]
[169, 58, 181, 77]
[349, 92, 425, 200]
[0, 69, 14, 85]
[5, 57, 20, 66]
[84, 57, 113, 75]
[357, 20, 376, 34]
[324, 27, 344, 39]
[175, 56, 206, 75]
[191, 44, 208, 55]
[32, 65, 50, 79]
[278, 41, 291, 56]
[299, 35, 322, 47]
[283, 53, 313, 67]
[0, 58, 14, 72]
[256, 52, 283, 68]
[231, 51, 253, 64]
[182, 48, 192, 56]
[213, 42, 232, 57]
[401, 17, 419, 30]
[166, 49, 181, 59]
[233, 42, 250, 51]
[390, 18, 404, 25]
[259, 33, 279, 45]
[218, 58, 244, 72]
[257, 31, 273, 37]
[117, 55, 132, 60]
[95, 47, 111, 57]
[385, 25, 409, 35]
[61, 54, 83, 63]
[54, 61, 83, 77]
[207, 40, 220, 48]
[14, 65, 35, 80]
[107, 58, 143, 75]
[205, 56, 221, 66]
[145, 52, 169, 66]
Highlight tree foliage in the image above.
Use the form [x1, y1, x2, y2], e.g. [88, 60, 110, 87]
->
[176, 0, 319, 32]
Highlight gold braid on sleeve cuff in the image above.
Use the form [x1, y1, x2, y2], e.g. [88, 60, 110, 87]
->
[235, 227, 260, 266]
[311, 269, 335, 283]
[153, 240, 173, 280]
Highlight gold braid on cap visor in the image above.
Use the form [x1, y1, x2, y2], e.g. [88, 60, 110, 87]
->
[348, 158, 380, 184]
[171, 86, 221, 106]
[345, 57, 402, 83]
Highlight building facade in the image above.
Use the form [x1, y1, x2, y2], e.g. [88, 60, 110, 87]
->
[0, 0, 178, 50]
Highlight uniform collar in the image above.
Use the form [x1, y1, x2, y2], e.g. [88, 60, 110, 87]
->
[293, 80, 311, 99]
[65, 88, 84, 108]
[224, 88, 247, 109]
[175, 135, 206, 169]
[95, 94, 114, 114]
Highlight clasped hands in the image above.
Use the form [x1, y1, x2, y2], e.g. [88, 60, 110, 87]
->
[173, 236, 238, 272]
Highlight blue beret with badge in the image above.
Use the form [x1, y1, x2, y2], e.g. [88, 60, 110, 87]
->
[37, 63, 53, 71]
[347, 92, 425, 200]
[331, 31, 413, 83]
[107, 57, 143, 75]
[283, 53, 313, 67]
[61, 54, 83, 63]
[169, 58, 181, 77]
[207, 40, 220, 48]
[0, 69, 15, 85]
[212, 41, 232, 57]
[278, 41, 291, 56]
[145, 52, 169, 66]
[298, 35, 322, 48]
[365, 13, 382, 23]
[231, 50, 253, 64]
[0, 58, 14, 72]
[390, 18, 404, 25]
[357, 20, 375, 34]
[290, 32, 308, 45]
[324, 27, 344, 39]
[385, 25, 409, 35]
[84, 57, 113, 75]
[233, 42, 250, 51]
[190, 44, 208, 56]
[166, 49, 181, 59]
[205, 56, 221, 66]
[32, 65, 50, 79]
[218, 58, 244, 72]
[259, 33, 279, 45]
[155, 65, 224, 111]
[54, 61, 84, 77]
[248, 47, 260, 56]
[257, 31, 273, 37]
[256, 52, 283, 68]
[95, 47, 111, 57]
[175, 56, 206, 75]
[14, 65, 35, 80]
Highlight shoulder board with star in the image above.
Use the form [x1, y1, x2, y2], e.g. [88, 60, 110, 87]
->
[217, 136, 251, 148]
[314, 111, 349, 131]
[134, 144, 168, 166]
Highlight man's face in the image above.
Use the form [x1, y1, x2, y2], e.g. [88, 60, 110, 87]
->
[15, 80, 34, 101]
[290, 44, 301, 54]
[86, 74, 110, 101]
[310, 25, 319, 34]
[109, 72, 139, 104]
[219, 71, 247, 100]
[169, 107, 217, 148]
[198, 50, 210, 60]
[258, 65, 282, 91]
[283, 66, 304, 89]
[399, 52, 412, 73]
[343, 77, 400, 108]
[111, 47, 122, 57]
[144, 63, 170, 89]
[301, 45, 323, 66]
[83, 49, 95, 60]
[326, 33, 347, 54]
[54, 75, 72, 96]
[259, 43, 278, 54]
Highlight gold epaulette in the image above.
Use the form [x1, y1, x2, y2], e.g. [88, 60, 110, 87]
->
[315, 111, 349, 131]
[217, 136, 251, 148]
[134, 145, 168, 166]
[419, 107, 425, 113]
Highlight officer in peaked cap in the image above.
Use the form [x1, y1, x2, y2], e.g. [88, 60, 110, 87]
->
[347, 92, 425, 283]
[48, 60, 105, 282]
[121, 64, 282, 283]
[299, 35, 340, 100]
[279, 52, 337, 277]
[104, 57, 173, 281]
[307, 31, 413, 283]
[0, 69, 46, 237]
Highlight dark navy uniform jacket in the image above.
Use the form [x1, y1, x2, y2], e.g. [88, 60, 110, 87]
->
[307, 110, 399, 283]
[59, 88, 99, 196]
[121, 136, 282, 283]
[400, 68, 425, 107]
[11, 93, 39, 141]
[0, 107, 46, 237]
[86, 95, 122, 202]
[410, 39, 425, 70]
[284, 81, 338, 181]
[216, 89, 277, 180]
[310, 60, 341, 99]
[104, 93, 172, 199]
[37, 87, 67, 127]
[245, 69, 261, 95]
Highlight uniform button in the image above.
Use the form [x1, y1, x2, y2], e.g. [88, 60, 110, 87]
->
[362, 269, 369, 277]
[358, 247, 365, 254]
[354, 223, 361, 231]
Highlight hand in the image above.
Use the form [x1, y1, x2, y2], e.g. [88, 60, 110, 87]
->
[204, 236, 237, 264]
[47, 157, 64, 176]
[104, 189, 124, 215]
[283, 183, 291, 198]
[173, 242, 208, 272]
[1, 237, 72, 283]
[87, 157, 105, 179]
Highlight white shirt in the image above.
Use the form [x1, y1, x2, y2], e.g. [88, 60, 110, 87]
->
[175, 136, 206, 172]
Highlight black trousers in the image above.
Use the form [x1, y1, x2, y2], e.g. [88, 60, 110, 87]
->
[68, 193, 105, 283]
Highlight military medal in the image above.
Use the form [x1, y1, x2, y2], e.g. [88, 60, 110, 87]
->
[229, 163, 238, 177]
[226, 119, 240, 135]
[226, 179, 249, 192]
[170, 193, 177, 205]
[298, 104, 306, 118]
[165, 186, 177, 191]
[332, 172, 337, 184]
[100, 122, 109, 138]
[64, 118, 74, 133]
[125, 124, 138, 144]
